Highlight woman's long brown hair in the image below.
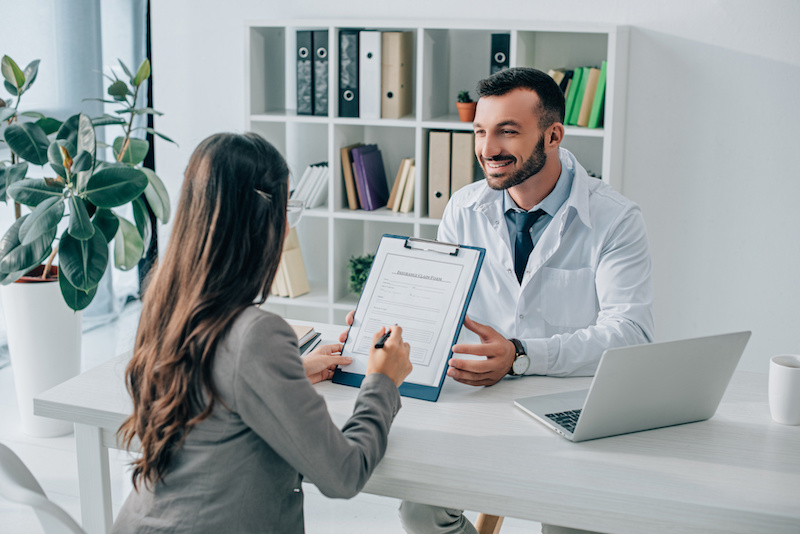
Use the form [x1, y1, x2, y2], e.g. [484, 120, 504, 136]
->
[118, 133, 288, 490]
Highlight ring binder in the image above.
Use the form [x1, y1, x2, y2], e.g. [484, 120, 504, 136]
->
[312, 30, 329, 116]
[296, 31, 314, 115]
[490, 33, 510, 75]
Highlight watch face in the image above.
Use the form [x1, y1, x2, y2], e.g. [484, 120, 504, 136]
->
[512, 354, 530, 375]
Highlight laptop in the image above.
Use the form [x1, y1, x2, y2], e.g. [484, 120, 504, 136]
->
[514, 331, 751, 442]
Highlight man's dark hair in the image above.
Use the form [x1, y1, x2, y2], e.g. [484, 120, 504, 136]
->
[476, 67, 565, 129]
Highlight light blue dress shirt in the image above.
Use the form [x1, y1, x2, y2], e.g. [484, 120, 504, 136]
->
[502, 161, 574, 256]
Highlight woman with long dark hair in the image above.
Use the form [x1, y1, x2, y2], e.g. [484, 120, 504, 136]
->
[113, 132, 412, 533]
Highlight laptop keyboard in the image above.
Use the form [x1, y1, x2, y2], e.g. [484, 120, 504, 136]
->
[545, 409, 582, 433]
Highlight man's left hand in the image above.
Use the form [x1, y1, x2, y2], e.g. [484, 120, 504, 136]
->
[447, 316, 516, 386]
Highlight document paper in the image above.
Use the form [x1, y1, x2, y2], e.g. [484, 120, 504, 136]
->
[337, 235, 484, 399]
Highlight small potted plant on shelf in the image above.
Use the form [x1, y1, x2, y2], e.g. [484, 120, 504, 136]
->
[456, 90, 477, 122]
[348, 253, 374, 295]
[0, 54, 173, 436]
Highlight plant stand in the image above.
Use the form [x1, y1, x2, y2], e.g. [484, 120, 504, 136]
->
[1, 267, 81, 437]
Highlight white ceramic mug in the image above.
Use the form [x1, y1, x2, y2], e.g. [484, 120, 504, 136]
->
[769, 355, 800, 425]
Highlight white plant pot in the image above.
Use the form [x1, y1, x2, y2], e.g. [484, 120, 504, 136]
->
[1, 268, 81, 437]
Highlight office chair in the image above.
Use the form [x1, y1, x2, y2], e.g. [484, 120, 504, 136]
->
[0, 442, 85, 534]
[476, 513, 504, 534]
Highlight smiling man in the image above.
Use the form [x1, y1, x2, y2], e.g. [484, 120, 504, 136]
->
[399, 68, 655, 534]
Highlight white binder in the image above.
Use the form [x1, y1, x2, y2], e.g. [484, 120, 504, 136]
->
[359, 30, 382, 119]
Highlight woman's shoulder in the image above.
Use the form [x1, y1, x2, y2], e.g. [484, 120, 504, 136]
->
[234, 306, 292, 334]
[215, 307, 302, 394]
[227, 307, 297, 357]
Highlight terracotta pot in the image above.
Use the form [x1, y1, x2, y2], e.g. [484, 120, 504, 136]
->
[456, 101, 477, 122]
[1, 265, 81, 437]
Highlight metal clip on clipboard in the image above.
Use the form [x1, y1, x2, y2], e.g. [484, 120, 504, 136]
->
[403, 237, 460, 256]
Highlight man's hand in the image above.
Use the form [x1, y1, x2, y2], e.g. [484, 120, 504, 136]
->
[447, 316, 516, 386]
[303, 343, 352, 384]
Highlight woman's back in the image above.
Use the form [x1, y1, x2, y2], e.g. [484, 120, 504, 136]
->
[113, 307, 401, 533]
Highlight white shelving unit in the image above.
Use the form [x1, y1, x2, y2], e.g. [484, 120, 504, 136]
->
[246, 19, 629, 324]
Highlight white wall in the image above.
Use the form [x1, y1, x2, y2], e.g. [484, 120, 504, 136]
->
[149, 0, 800, 373]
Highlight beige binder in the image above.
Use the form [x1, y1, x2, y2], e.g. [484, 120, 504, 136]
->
[427, 131, 451, 219]
[381, 31, 413, 119]
[387, 157, 411, 210]
[399, 162, 415, 213]
[340, 143, 363, 210]
[450, 132, 475, 195]
[271, 228, 310, 298]
[577, 67, 601, 127]
[281, 248, 310, 298]
[274, 261, 289, 297]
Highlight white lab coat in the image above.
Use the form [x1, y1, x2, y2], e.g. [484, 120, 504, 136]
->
[438, 148, 654, 377]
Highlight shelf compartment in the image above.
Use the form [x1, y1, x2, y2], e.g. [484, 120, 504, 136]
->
[422, 29, 501, 122]
[332, 123, 416, 212]
[331, 218, 415, 304]
[248, 26, 286, 115]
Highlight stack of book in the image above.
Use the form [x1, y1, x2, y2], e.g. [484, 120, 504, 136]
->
[291, 162, 328, 209]
[340, 143, 390, 211]
[337, 30, 414, 119]
[386, 157, 415, 213]
[428, 131, 476, 219]
[549, 60, 607, 129]
[290, 323, 322, 356]
[271, 228, 310, 298]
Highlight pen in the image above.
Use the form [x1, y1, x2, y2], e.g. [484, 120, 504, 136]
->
[374, 328, 392, 349]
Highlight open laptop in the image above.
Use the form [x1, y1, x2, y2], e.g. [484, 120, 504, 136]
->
[514, 331, 751, 442]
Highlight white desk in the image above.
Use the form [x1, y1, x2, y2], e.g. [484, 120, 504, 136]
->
[35, 323, 800, 534]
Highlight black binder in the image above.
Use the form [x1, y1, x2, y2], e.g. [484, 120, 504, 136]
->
[490, 33, 510, 75]
[296, 30, 313, 115]
[338, 29, 359, 117]
[312, 30, 328, 116]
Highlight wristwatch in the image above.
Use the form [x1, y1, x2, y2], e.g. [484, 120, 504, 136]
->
[508, 338, 530, 376]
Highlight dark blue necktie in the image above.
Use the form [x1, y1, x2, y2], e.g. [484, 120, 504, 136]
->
[512, 209, 546, 283]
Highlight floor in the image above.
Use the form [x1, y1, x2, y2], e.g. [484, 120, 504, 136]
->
[0, 300, 539, 533]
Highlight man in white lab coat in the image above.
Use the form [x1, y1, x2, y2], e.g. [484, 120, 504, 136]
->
[399, 68, 654, 534]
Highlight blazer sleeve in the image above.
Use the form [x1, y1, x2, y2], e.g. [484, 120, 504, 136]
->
[232, 313, 401, 498]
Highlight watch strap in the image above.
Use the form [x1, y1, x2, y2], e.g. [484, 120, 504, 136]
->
[509, 338, 527, 376]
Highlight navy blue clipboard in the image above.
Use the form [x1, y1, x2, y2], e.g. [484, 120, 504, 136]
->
[332, 235, 485, 402]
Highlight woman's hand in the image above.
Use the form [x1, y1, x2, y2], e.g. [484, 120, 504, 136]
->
[303, 343, 353, 384]
[366, 326, 412, 387]
[337, 310, 355, 343]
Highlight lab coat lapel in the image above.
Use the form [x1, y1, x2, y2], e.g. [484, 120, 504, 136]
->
[521, 151, 593, 289]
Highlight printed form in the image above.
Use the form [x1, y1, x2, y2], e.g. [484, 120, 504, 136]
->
[342, 237, 481, 387]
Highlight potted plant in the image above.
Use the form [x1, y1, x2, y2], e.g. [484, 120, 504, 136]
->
[456, 90, 477, 122]
[348, 253, 374, 295]
[0, 55, 172, 436]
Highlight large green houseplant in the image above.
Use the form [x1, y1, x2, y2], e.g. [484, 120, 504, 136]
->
[0, 54, 172, 311]
[0, 55, 172, 436]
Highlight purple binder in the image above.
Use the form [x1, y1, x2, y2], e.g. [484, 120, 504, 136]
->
[351, 144, 389, 210]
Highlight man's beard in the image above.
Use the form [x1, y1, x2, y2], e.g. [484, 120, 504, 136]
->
[483, 135, 546, 191]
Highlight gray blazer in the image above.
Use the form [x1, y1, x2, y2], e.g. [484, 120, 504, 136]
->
[112, 307, 401, 533]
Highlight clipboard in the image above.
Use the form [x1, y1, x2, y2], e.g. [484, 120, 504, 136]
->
[333, 235, 485, 401]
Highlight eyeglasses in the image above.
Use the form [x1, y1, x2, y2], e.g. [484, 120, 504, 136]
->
[287, 199, 305, 228]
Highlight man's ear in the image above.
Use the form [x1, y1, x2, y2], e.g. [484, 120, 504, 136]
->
[546, 122, 565, 150]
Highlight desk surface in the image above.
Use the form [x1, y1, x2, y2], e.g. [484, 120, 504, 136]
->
[35, 323, 800, 534]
